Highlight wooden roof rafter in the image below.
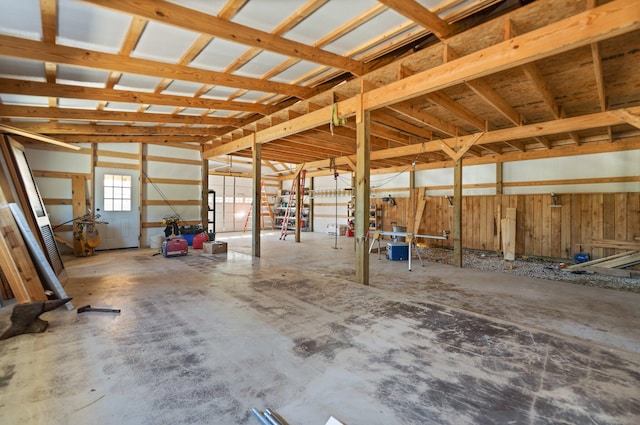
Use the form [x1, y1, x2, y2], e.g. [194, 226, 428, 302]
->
[80, 0, 365, 76]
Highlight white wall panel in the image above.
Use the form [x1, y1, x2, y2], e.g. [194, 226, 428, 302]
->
[34, 177, 70, 198]
[416, 168, 453, 187]
[145, 183, 200, 200]
[372, 171, 410, 192]
[98, 143, 139, 154]
[146, 161, 201, 179]
[504, 151, 640, 193]
[146, 144, 201, 160]
[504, 151, 640, 181]
[25, 149, 91, 173]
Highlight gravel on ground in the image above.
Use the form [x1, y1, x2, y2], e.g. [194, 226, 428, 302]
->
[417, 246, 640, 293]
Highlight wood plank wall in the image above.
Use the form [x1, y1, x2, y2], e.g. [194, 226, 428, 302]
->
[371, 193, 640, 260]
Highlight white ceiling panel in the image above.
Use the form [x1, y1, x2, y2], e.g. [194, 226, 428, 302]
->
[132, 122, 158, 127]
[8, 118, 49, 123]
[145, 105, 177, 114]
[179, 107, 208, 116]
[131, 21, 200, 64]
[188, 123, 209, 128]
[417, 0, 447, 9]
[297, 67, 336, 86]
[235, 51, 290, 78]
[96, 121, 127, 126]
[208, 110, 232, 117]
[115, 74, 163, 93]
[189, 38, 249, 72]
[58, 99, 99, 109]
[0, 94, 48, 106]
[200, 86, 238, 100]
[165, 0, 225, 16]
[104, 102, 140, 112]
[234, 90, 271, 103]
[324, 10, 408, 55]
[354, 26, 419, 60]
[284, 0, 378, 45]
[57, 65, 109, 88]
[162, 123, 186, 128]
[271, 60, 318, 84]
[418, 0, 473, 17]
[57, 0, 131, 54]
[0, 57, 45, 81]
[0, 0, 41, 40]
[162, 80, 204, 96]
[232, 0, 307, 33]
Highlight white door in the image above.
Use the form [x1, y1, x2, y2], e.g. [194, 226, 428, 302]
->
[94, 167, 140, 250]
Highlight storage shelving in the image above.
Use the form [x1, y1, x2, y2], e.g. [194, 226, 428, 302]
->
[274, 188, 310, 232]
[347, 200, 380, 232]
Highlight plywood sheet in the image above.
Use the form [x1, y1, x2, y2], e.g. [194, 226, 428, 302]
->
[0, 205, 46, 302]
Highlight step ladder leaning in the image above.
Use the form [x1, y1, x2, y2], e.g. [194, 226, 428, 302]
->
[279, 170, 306, 240]
[243, 181, 275, 232]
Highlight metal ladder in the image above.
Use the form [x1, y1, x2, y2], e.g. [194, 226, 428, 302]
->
[279, 170, 306, 240]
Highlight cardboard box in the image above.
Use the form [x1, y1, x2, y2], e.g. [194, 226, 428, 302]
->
[203, 241, 227, 254]
[326, 223, 347, 235]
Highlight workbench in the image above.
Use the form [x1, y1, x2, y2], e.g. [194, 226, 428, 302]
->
[368, 230, 449, 271]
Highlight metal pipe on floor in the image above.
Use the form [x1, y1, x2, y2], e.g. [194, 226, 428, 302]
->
[265, 408, 288, 425]
[251, 408, 271, 425]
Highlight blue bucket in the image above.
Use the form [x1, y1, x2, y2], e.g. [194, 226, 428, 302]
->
[574, 253, 590, 263]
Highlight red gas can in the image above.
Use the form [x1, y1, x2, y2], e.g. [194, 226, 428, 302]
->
[192, 232, 209, 249]
[162, 237, 188, 257]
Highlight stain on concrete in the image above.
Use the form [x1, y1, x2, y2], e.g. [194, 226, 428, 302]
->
[293, 335, 350, 360]
[0, 365, 15, 388]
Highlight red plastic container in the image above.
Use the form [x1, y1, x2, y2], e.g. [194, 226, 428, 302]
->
[162, 238, 188, 257]
[192, 232, 209, 249]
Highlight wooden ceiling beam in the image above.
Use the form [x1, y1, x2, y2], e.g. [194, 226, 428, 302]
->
[218, 0, 249, 18]
[207, 0, 638, 160]
[387, 101, 458, 137]
[7, 122, 224, 136]
[0, 105, 241, 126]
[0, 79, 267, 114]
[609, 108, 640, 130]
[303, 105, 640, 168]
[363, 0, 639, 110]
[80, 0, 364, 76]
[0, 35, 308, 98]
[371, 110, 433, 140]
[377, 0, 451, 40]
[425, 91, 486, 131]
[0, 124, 80, 150]
[223, 0, 329, 74]
[52, 134, 208, 144]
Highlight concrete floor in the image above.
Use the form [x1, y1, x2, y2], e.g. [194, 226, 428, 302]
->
[1, 231, 639, 424]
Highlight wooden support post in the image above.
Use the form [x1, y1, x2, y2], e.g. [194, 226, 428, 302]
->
[295, 172, 301, 243]
[453, 159, 462, 267]
[71, 175, 86, 255]
[252, 135, 261, 257]
[355, 92, 371, 285]
[501, 207, 516, 261]
[201, 155, 209, 236]
[496, 162, 503, 195]
[409, 169, 416, 233]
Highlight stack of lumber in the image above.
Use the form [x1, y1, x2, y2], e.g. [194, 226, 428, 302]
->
[568, 240, 640, 278]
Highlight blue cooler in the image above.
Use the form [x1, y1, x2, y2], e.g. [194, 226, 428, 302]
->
[386, 242, 409, 261]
